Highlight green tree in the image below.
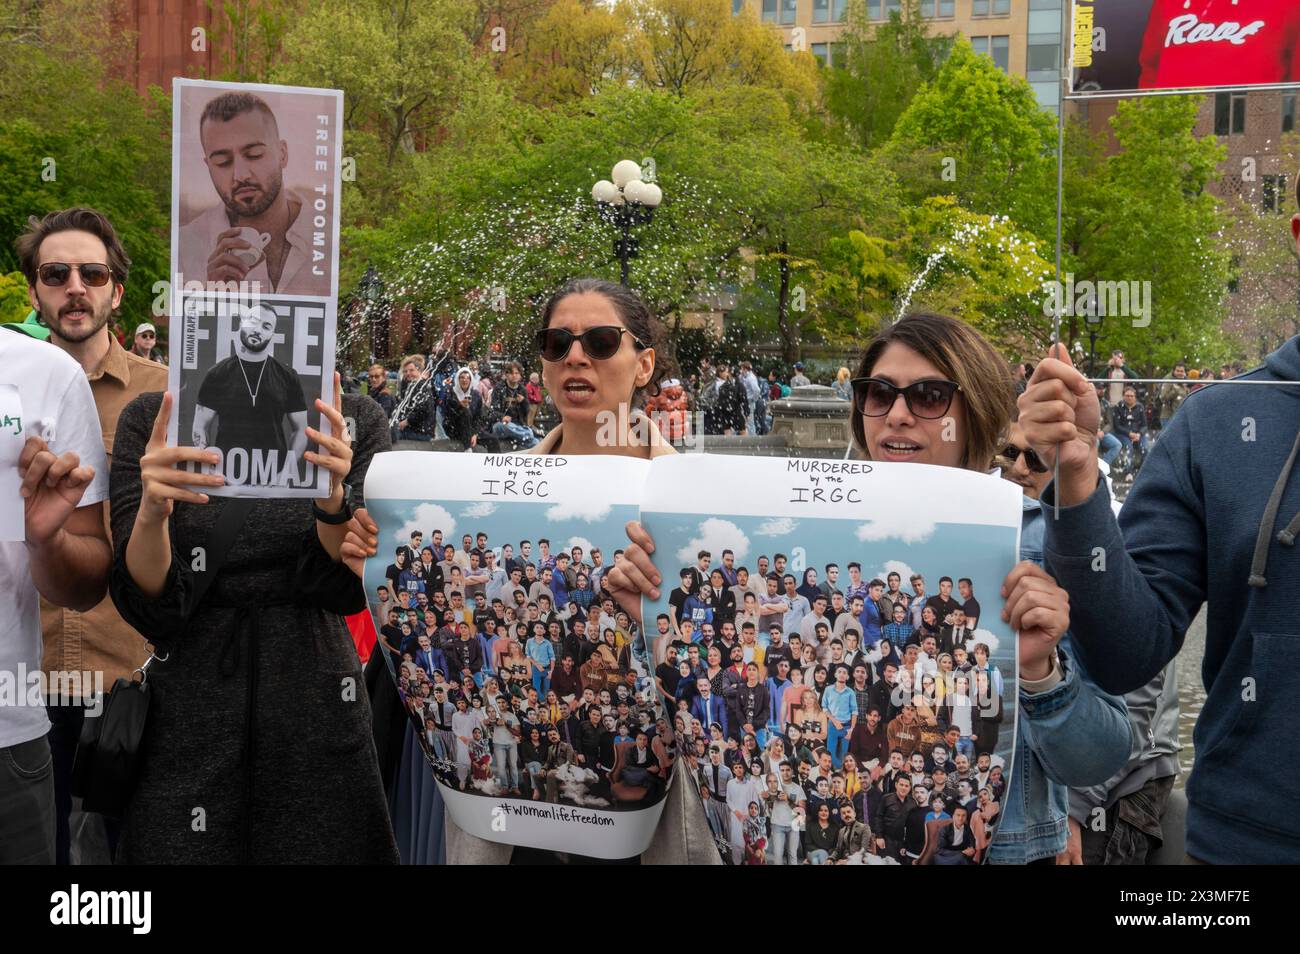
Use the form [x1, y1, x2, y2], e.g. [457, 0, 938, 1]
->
[890, 196, 1055, 349]
[0, 120, 170, 329]
[274, 0, 496, 223]
[619, 0, 819, 106]
[205, 0, 305, 82]
[502, 0, 628, 106]
[825, 0, 953, 150]
[353, 86, 750, 364]
[886, 37, 1059, 242]
[1063, 96, 1231, 371]
[0, 270, 30, 323]
[814, 230, 909, 336]
[1220, 132, 1300, 362]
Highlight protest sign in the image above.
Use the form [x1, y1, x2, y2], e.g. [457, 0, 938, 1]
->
[363, 451, 670, 858]
[167, 79, 343, 498]
[640, 454, 1021, 865]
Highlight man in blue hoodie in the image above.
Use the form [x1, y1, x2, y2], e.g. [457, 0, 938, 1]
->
[1018, 244, 1300, 861]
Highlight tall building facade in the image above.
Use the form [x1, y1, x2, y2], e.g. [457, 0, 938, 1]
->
[736, 0, 1067, 113]
[117, 0, 230, 94]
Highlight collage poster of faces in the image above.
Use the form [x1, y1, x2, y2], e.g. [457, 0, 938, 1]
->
[640, 454, 1021, 865]
[167, 78, 343, 498]
[363, 451, 673, 858]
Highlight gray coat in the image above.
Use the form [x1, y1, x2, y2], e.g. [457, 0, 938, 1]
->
[108, 391, 397, 863]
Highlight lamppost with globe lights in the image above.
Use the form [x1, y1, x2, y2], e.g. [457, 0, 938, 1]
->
[591, 159, 663, 286]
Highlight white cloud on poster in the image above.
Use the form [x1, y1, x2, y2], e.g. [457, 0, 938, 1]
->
[565, 535, 596, 558]
[968, 628, 1000, 657]
[855, 515, 935, 544]
[546, 498, 612, 523]
[755, 517, 798, 537]
[462, 502, 497, 518]
[397, 503, 455, 544]
[877, 560, 915, 586]
[676, 518, 750, 565]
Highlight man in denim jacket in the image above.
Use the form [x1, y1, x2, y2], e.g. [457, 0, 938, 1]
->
[988, 422, 1131, 864]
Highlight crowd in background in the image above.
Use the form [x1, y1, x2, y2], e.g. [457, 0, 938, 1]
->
[354, 347, 1233, 459]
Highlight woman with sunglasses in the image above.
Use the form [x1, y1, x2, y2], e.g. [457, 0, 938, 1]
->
[607, 311, 1130, 865]
[344, 278, 718, 865]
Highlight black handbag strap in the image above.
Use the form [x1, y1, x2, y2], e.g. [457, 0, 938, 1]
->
[190, 497, 255, 613]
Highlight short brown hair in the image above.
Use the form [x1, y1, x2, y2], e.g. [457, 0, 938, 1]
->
[849, 312, 1014, 473]
[15, 206, 130, 289]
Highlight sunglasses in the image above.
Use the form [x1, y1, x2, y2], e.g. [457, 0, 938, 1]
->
[850, 377, 960, 420]
[38, 262, 113, 287]
[536, 325, 643, 362]
[997, 444, 1049, 474]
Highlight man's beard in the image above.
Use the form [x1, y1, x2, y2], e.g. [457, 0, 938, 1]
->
[221, 165, 283, 219]
[42, 298, 111, 344]
[239, 329, 271, 352]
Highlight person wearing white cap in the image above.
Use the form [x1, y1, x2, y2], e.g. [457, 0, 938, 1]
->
[131, 322, 164, 363]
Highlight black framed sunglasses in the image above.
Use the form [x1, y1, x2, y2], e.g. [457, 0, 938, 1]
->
[37, 262, 113, 288]
[850, 377, 960, 420]
[536, 325, 643, 362]
[997, 444, 1049, 474]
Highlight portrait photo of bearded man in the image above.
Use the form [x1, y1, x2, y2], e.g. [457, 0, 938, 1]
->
[177, 90, 332, 297]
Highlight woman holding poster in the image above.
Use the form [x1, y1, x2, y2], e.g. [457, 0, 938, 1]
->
[607, 312, 1131, 864]
[344, 278, 720, 864]
[106, 378, 397, 863]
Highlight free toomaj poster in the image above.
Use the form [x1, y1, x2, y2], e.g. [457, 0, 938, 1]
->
[167, 78, 343, 498]
[1070, 0, 1300, 97]
[363, 451, 673, 858]
[639, 455, 1021, 865]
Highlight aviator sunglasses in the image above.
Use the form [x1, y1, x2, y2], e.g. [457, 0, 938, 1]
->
[38, 262, 113, 287]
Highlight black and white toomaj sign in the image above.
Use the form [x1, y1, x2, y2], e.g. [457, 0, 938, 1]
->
[168, 293, 331, 497]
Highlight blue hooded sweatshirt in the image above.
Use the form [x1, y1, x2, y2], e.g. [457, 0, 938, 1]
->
[1041, 336, 1300, 863]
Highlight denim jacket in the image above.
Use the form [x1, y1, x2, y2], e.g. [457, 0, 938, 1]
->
[985, 496, 1131, 863]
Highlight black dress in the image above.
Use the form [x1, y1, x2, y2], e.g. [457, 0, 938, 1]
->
[107, 392, 398, 863]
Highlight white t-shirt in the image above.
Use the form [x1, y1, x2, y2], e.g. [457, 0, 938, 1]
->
[1107, 366, 1127, 404]
[491, 710, 520, 746]
[0, 333, 108, 748]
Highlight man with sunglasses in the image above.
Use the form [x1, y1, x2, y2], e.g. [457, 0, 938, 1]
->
[130, 323, 164, 364]
[999, 419, 1180, 865]
[15, 206, 167, 864]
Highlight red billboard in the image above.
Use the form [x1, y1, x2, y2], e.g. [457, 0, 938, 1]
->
[1070, 0, 1300, 97]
